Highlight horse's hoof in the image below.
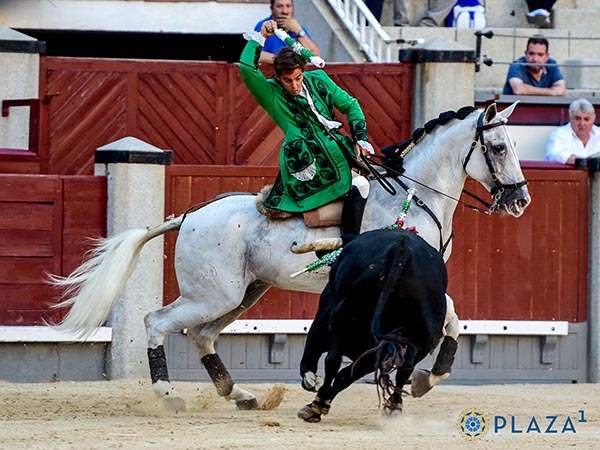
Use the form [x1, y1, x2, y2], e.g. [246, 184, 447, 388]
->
[236, 398, 259, 410]
[298, 404, 321, 423]
[162, 395, 187, 412]
[410, 368, 433, 398]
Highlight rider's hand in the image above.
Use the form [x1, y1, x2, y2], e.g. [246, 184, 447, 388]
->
[356, 140, 374, 158]
[260, 20, 278, 38]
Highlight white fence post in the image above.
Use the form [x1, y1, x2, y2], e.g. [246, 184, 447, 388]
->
[94, 137, 173, 379]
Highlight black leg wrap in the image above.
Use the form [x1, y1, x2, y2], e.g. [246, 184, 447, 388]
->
[201, 353, 234, 397]
[148, 345, 170, 384]
[431, 336, 458, 376]
[341, 186, 367, 236]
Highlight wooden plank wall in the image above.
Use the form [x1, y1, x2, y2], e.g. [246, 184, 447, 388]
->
[0, 58, 413, 175]
[447, 164, 588, 323]
[165, 164, 589, 323]
[0, 175, 106, 325]
[164, 165, 320, 320]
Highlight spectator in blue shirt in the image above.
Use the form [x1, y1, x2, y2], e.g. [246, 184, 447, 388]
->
[254, 0, 320, 65]
[503, 36, 565, 96]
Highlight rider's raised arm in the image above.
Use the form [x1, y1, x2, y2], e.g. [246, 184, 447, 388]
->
[240, 27, 276, 110]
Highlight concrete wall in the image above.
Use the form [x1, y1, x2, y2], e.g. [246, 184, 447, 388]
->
[165, 323, 587, 384]
[382, 26, 600, 95]
[0, 28, 40, 150]
[0, 0, 267, 34]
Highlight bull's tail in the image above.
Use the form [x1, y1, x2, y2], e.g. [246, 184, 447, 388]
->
[49, 216, 184, 339]
[370, 243, 410, 340]
[369, 245, 412, 402]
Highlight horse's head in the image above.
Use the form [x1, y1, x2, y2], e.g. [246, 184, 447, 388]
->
[463, 101, 531, 217]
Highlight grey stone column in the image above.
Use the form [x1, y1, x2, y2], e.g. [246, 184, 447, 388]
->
[587, 165, 600, 382]
[94, 137, 173, 379]
[0, 27, 45, 150]
[399, 37, 475, 129]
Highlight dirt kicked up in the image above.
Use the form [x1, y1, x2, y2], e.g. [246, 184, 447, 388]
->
[1, 378, 599, 449]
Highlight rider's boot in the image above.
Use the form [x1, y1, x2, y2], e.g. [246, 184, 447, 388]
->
[341, 185, 367, 236]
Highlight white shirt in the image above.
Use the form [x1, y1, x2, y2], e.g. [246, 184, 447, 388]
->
[545, 123, 600, 164]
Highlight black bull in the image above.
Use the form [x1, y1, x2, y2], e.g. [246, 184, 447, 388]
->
[298, 228, 453, 422]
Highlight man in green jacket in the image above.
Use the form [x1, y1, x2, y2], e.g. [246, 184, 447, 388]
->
[240, 19, 373, 235]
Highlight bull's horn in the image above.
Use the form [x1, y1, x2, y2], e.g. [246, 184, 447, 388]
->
[291, 238, 343, 254]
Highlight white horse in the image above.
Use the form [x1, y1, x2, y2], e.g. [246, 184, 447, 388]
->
[51, 102, 530, 410]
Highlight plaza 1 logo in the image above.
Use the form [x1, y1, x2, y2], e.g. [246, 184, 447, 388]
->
[456, 408, 490, 441]
[457, 408, 587, 441]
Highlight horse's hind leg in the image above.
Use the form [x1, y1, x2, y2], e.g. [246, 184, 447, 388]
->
[411, 294, 460, 398]
[144, 297, 210, 411]
[188, 280, 271, 410]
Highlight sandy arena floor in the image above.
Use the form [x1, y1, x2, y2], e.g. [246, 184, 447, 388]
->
[0, 378, 598, 449]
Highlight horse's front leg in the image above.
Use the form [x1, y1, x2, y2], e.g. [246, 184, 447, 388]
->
[411, 294, 459, 398]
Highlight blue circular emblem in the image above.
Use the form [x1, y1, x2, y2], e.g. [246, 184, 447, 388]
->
[457, 408, 489, 441]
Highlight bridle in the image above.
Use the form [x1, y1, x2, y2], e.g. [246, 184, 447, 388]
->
[364, 110, 529, 255]
[463, 112, 528, 213]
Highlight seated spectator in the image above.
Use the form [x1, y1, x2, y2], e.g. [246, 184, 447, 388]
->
[525, 1, 556, 28]
[254, 0, 320, 65]
[545, 98, 600, 165]
[503, 36, 565, 96]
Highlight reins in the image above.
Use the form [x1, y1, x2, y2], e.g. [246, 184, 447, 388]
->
[363, 153, 496, 215]
[361, 110, 528, 255]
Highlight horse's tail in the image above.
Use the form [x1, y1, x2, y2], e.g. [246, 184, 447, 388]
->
[49, 216, 184, 339]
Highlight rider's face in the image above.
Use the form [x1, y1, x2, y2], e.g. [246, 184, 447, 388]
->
[276, 68, 304, 96]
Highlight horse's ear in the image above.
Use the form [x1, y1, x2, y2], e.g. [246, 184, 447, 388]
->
[484, 103, 497, 123]
[497, 100, 520, 122]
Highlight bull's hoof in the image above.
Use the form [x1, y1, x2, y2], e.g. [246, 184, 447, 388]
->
[382, 400, 402, 417]
[410, 368, 433, 398]
[236, 398, 259, 410]
[298, 404, 322, 423]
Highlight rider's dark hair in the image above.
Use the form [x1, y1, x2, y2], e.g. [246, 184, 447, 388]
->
[274, 47, 306, 77]
[526, 36, 549, 52]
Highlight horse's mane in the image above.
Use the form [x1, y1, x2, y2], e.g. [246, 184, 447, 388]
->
[381, 106, 478, 173]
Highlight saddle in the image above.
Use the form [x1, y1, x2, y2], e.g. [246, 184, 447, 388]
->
[256, 185, 343, 228]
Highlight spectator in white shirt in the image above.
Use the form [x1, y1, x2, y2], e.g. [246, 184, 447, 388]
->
[545, 98, 600, 165]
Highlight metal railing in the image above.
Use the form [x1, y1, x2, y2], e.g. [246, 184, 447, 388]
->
[326, 0, 395, 62]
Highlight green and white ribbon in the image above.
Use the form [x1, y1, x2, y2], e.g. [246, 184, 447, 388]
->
[274, 29, 325, 68]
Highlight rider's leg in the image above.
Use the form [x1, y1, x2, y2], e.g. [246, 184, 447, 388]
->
[341, 175, 369, 236]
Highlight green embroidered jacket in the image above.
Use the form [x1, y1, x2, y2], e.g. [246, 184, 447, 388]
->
[239, 40, 369, 213]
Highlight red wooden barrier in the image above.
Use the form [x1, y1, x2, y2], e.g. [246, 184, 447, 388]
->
[164, 164, 589, 323]
[0, 175, 106, 325]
